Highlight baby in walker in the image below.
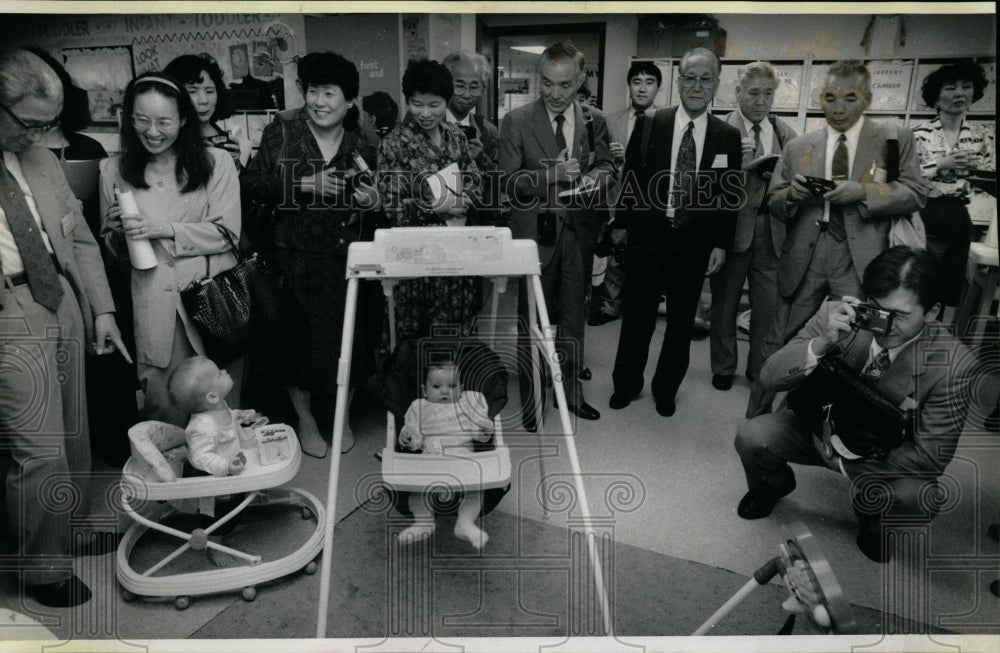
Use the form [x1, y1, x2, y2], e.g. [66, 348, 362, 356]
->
[167, 356, 266, 477]
[167, 356, 267, 565]
[398, 363, 494, 549]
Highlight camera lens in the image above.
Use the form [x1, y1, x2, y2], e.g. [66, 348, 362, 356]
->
[855, 313, 870, 325]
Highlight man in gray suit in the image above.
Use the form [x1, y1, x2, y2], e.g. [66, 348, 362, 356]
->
[499, 42, 614, 427]
[735, 246, 973, 563]
[746, 60, 926, 417]
[709, 62, 797, 391]
[590, 61, 664, 326]
[0, 49, 129, 607]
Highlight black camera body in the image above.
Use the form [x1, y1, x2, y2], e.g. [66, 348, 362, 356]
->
[802, 175, 837, 197]
[852, 303, 894, 335]
[460, 125, 478, 141]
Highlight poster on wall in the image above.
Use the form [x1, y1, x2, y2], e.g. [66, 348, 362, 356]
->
[62, 45, 135, 125]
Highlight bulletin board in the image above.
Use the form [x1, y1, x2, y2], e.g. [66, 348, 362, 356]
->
[62, 45, 135, 125]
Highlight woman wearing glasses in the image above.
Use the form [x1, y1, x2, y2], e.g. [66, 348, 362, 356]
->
[98, 72, 243, 426]
[376, 58, 482, 353]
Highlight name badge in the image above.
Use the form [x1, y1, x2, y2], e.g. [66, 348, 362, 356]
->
[61, 212, 76, 237]
[872, 166, 888, 184]
[711, 153, 728, 168]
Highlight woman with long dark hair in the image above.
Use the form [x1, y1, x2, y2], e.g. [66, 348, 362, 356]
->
[99, 72, 242, 426]
[242, 51, 381, 457]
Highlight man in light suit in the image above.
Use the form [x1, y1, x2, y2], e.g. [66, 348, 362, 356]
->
[0, 49, 129, 607]
[709, 61, 797, 391]
[609, 47, 742, 417]
[734, 247, 973, 563]
[746, 60, 926, 418]
[589, 61, 664, 326]
[499, 42, 614, 428]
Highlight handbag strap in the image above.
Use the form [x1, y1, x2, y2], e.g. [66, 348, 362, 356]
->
[201, 222, 245, 278]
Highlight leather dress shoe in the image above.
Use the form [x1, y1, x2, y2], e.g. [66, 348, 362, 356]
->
[609, 392, 635, 409]
[27, 574, 92, 607]
[578, 367, 592, 381]
[587, 312, 618, 327]
[655, 397, 676, 417]
[712, 374, 734, 391]
[566, 401, 600, 420]
[856, 528, 890, 563]
[737, 476, 796, 519]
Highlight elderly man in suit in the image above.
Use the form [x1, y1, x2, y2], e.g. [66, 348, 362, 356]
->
[443, 51, 499, 186]
[499, 42, 614, 428]
[709, 61, 798, 392]
[609, 47, 742, 417]
[589, 61, 665, 327]
[735, 247, 973, 563]
[746, 60, 926, 418]
[0, 49, 129, 607]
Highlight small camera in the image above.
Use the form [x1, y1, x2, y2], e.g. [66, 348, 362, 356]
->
[207, 133, 233, 147]
[852, 303, 894, 335]
[802, 176, 837, 197]
[460, 125, 478, 141]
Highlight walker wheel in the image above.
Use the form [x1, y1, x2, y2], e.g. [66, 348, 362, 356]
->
[301, 506, 313, 520]
[304, 561, 317, 575]
[242, 586, 257, 602]
[121, 589, 135, 602]
[175, 596, 191, 610]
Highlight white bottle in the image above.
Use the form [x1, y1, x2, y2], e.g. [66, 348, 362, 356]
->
[115, 187, 158, 270]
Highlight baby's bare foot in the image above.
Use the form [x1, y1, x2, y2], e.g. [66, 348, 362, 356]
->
[454, 520, 488, 550]
[207, 536, 238, 568]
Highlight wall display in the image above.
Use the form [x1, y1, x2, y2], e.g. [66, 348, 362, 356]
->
[62, 45, 134, 125]
[866, 59, 913, 111]
[229, 43, 250, 79]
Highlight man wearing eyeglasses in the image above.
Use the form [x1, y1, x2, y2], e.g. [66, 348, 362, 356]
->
[609, 47, 741, 418]
[746, 60, 926, 418]
[0, 49, 129, 608]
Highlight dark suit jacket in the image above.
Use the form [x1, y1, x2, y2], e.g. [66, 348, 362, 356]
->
[499, 99, 614, 266]
[767, 118, 927, 298]
[759, 301, 975, 477]
[724, 110, 797, 255]
[618, 106, 742, 253]
[12, 145, 116, 350]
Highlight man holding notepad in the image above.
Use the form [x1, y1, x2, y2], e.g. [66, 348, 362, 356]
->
[499, 41, 614, 428]
[709, 61, 798, 392]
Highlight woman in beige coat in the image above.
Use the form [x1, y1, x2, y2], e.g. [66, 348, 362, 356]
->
[100, 72, 241, 426]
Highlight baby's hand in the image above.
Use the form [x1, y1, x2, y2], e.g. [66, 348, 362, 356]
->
[228, 451, 246, 475]
[399, 425, 423, 451]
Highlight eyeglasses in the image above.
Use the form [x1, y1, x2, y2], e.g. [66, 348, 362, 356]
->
[678, 75, 717, 88]
[0, 102, 60, 137]
[453, 82, 484, 96]
[131, 115, 179, 132]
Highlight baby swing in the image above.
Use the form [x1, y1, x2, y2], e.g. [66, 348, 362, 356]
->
[315, 226, 613, 637]
[116, 420, 326, 608]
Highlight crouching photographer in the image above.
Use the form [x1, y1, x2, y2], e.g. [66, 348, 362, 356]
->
[733, 246, 976, 563]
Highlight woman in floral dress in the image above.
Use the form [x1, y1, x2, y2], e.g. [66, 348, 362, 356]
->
[377, 59, 482, 351]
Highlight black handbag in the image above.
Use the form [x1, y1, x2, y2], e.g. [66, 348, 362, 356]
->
[180, 223, 291, 366]
[787, 354, 914, 461]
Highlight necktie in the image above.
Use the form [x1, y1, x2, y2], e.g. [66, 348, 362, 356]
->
[671, 122, 696, 230]
[828, 134, 849, 242]
[553, 114, 568, 153]
[628, 111, 646, 146]
[751, 123, 763, 159]
[0, 159, 64, 311]
[860, 348, 891, 384]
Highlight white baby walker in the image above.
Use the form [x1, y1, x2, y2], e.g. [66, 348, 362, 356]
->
[315, 226, 613, 637]
[116, 421, 325, 608]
